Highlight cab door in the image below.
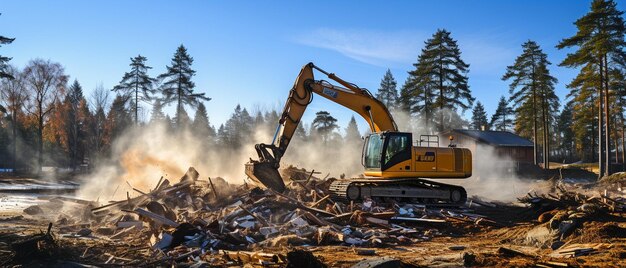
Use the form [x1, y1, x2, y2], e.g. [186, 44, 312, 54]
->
[381, 133, 412, 172]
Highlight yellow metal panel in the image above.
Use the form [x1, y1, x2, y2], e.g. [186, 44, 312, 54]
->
[413, 147, 437, 172]
[436, 148, 455, 172]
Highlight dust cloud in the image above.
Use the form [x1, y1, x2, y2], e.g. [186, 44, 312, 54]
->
[76, 121, 364, 202]
[77, 122, 260, 201]
[450, 144, 549, 202]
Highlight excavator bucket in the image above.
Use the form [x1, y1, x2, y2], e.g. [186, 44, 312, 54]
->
[245, 161, 286, 193]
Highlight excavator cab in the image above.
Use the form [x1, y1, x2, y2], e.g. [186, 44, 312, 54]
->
[363, 132, 413, 172]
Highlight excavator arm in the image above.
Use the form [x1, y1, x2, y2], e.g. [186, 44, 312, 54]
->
[246, 62, 398, 192]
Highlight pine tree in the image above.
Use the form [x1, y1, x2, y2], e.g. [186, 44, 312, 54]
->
[490, 96, 514, 131]
[254, 111, 265, 128]
[294, 122, 307, 141]
[217, 124, 228, 146]
[557, 103, 575, 161]
[150, 99, 166, 124]
[105, 95, 131, 143]
[470, 101, 489, 130]
[557, 0, 626, 177]
[404, 29, 473, 132]
[566, 64, 597, 162]
[173, 107, 191, 130]
[610, 69, 626, 167]
[312, 111, 338, 143]
[345, 116, 361, 140]
[0, 65, 25, 171]
[113, 55, 156, 124]
[376, 69, 398, 107]
[64, 80, 85, 169]
[91, 105, 107, 160]
[158, 45, 210, 128]
[0, 14, 14, 80]
[77, 98, 92, 167]
[223, 104, 254, 148]
[264, 110, 280, 136]
[192, 103, 216, 145]
[503, 40, 559, 168]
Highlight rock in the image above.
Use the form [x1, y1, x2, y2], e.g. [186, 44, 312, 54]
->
[146, 201, 167, 216]
[356, 249, 376, 256]
[259, 226, 279, 237]
[256, 234, 310, 248]
[315, 227, 344, 245]
[286, 249, 327, 268]
[170, 223, 200, 248]
[463, 252, 476, 267]
[95, 227, 115, 236]
[351, 257, 401, 268]
[24, 205, 44, 215]
[538, 210, 555, 223]
[551, 240, 565, 250]
[154, 233, 173, 250]
[77, 228, 92, 237]
[525, 224, 555, 248]
[558, 220, 576, 236]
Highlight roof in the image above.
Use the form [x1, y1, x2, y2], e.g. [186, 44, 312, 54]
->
[445, 129, 534, 147]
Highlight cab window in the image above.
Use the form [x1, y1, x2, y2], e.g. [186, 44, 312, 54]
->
[363, 134, 383, 169]
[384, 135, 410, 165]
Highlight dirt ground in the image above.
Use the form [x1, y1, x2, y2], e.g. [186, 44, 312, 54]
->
[1, 171, 625, 267]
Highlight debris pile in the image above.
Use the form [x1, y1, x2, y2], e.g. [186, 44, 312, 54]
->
[517, 184, 625, 252]
[7, 166, 506, 266]
[5, 167, 626, 267]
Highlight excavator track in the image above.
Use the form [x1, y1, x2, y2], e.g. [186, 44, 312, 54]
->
[329, 178, 467, 206]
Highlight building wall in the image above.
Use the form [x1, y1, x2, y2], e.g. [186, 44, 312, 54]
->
[443, 133, 533, 163]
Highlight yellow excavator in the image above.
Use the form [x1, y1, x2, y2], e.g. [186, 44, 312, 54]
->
[246, 63, 472, 205]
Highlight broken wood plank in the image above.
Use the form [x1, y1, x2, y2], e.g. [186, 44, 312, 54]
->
[128, 208, 180, 227]
[311, 195, 330, 208]
[271, 190, 336, 217]
[208, 177, 218, 199]
[390, 217, 446, 223]
[110, 225, 138, 240]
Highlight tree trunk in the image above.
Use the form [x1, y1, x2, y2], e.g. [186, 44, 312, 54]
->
[177, 69, 182, 129]
[622, 122, 626, 171]
[603, 55, 611, 176]
[592, 119, 596, 162]
[439, 63, 444, 133]
[135, 83, 138, 125]
[598, 61, 605, 179]
[543, 97, 550, 169]
[532, 88, 538, 166]
[541, 90, 548, 169]
[38, 111, 43, 174]
[11, 112, 17, 172]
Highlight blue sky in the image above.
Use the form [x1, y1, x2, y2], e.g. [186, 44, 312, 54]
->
[1, 0, 614, 134]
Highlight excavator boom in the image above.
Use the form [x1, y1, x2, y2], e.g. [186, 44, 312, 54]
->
[246, 63, 397, 192]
